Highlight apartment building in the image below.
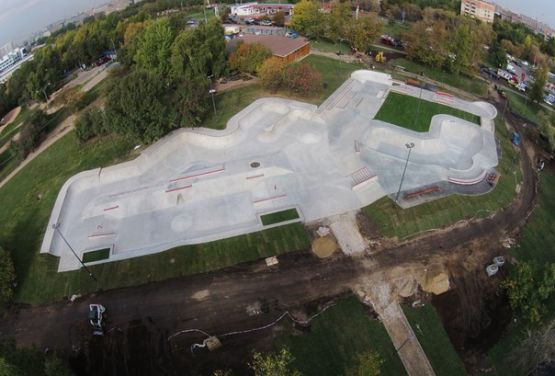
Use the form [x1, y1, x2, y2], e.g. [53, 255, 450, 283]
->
[460, 0, 495, 23]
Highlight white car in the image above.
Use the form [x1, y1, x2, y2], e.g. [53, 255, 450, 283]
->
[89, 304, 106, 336]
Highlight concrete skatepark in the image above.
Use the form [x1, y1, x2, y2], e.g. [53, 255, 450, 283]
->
[41, 70, 499, 271]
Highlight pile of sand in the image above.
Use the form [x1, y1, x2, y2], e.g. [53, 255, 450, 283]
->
[418, 263, 450, 295]
[312, 236, 339, 258]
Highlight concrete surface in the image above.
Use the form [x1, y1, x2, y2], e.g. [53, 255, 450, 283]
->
[41, 70, 499, 271]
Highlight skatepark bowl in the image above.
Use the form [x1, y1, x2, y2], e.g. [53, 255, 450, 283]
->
[41, 70, 499, 272]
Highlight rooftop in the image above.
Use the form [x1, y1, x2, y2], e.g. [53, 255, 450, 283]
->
[230, 34, 309, 57]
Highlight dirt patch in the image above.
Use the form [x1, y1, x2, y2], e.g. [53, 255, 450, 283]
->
[418, 263, 450, 295]
[312, 236, 338, 258]
[0, 107, 21, 133]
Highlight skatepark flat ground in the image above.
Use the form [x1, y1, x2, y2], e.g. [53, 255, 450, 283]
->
[41, 70, 499, 271]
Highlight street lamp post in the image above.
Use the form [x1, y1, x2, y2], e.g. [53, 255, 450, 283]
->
[208, 75, 217, 116]
[395, 142, 415, 203]
[52, 223, 97, 281]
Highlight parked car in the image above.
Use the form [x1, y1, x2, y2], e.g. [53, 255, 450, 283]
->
[89, 304, 106, 336]
[285, 31, 298, 39]
[259, 19, 272, 26]
[245, 18, 256, 25]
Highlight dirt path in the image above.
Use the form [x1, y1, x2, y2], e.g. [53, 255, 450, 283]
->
[0, 106, 21, 129]
[0, 114, 76, 189]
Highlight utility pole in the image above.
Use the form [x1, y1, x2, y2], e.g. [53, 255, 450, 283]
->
[53, 223, 97, 281]
[395, 142, 415, 203]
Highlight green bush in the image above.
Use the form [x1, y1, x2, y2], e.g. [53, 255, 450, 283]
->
[0, 246, 15, 307]
[75, 107, 107, 142]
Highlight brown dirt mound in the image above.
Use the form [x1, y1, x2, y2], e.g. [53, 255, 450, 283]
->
[0, 106, 21, 128]
[312, 236, 339, 258]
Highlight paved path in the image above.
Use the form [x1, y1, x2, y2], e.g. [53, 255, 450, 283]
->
[365, 282, 435, 376]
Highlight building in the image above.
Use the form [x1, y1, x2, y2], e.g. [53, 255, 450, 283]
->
[229, 34, 310, 63]
[230, 2, 294, 17]
[0, 48, 25, 74]
[460, 0, 495, 23]
[496, 5, 555, 40]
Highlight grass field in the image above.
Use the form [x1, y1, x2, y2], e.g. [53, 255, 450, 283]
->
[505, 91, 542, 125]
[261, 208, 300, 226]
[403, 304, 466, 376]
[302, 54, 362, 102]
[275, 297, 407, 376]
[487, 172, 555, 375]
[82, 248, 111, 263]
[390, 58, 488, 97]
[381, 19, 410, 38]
[310, 39, 351, 54]
[363, 116, 521, 239]
[375, 92, 480, 132]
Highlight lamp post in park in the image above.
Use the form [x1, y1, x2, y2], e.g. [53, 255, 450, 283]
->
[395, 142, 415, 204]
[208, 75, 217, 116]
[52, 223, 97, 281]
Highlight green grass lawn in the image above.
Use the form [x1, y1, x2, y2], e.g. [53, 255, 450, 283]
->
[203, 85, 263, 130]
[82, 248, 111, 263]
[381, 19, 410, 38]
[363, 116, 521, 239]
[303, 54, 363, 102]
[275, 297, 407, 376]
[375, 92, 480, 132]
[261, 208, 300, 226]
[391, 58, 488, 97]
[403, 304, 466, 376]
[486, 172, 555, 375]
[310, 39, 351, 54]
[505, 91, 542, 125]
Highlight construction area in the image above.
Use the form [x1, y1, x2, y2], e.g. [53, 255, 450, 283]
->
[41, 70, 499, 271]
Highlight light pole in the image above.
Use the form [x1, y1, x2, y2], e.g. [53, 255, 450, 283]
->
[52, 223, 97, 281]
[395, 142, 415, 203]
[208, 75, 217, 116]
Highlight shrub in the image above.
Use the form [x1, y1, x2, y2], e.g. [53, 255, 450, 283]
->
[17, 110, 47, 158]
[284, 62, 323, 96]
[75, 107, 107, 142]
[259, 57, 287, 92]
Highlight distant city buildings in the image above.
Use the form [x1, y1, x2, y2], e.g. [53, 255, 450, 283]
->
[495, 4, 555, 40]
[0, 48, 27, 74]
[460, 0, 495, 23]
[230, 2, 294, 17]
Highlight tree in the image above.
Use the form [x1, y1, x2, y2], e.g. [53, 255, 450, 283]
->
[0, 247, 15, 307]
[105, 70, 180, 142]
[447, 18, 491, 74]
[346, 13, 382, 53]
[290, 0, 321, 39]
[489, 39, 507, 68]
[272, 11, 285, 27]
[326, 0, 350, 42]
[228, 42, 272, 75]
[133, 18, 175, 78]
[17, 110, 48, 159]
[344, 351, 384, 376]
[538, 112, 555, 152]
[259, 57, 286, 92]
[284, 62, 322, 96]
[75, 108, 107, 142]
[529, 63, 548, 103]
[503, 262, 555, 323]
[171, 18, 227, 82]
[249, 348, 302, 376]
[403, 20, 449, 69]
